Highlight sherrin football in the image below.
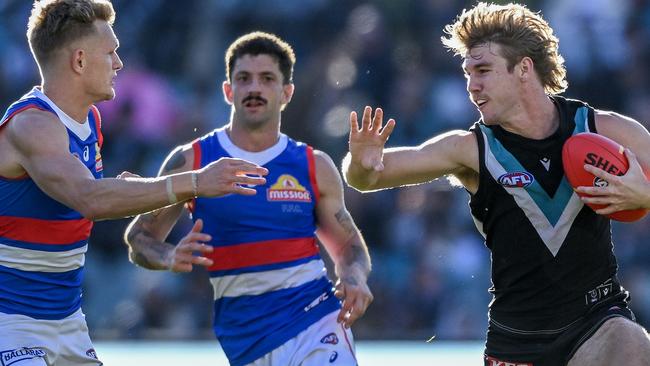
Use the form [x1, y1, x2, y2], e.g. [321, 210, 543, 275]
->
[562, 132, 648, 222]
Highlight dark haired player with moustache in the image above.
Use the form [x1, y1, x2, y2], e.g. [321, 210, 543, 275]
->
[0, 1, 266, 365]
[125, 32, 373, 366]
[344, 3, 650, 366]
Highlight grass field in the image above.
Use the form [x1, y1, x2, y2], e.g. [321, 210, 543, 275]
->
[95, 340, 484, 365]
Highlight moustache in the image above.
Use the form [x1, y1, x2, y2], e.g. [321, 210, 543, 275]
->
[242, 96, 267, 104]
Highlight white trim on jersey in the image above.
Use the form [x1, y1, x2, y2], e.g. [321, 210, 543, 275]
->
[30, 87, 92, 141]
[481, 133, 583, 257]
[216, 128, 288, 166]
[210, 259, 328, 300]
[0, 243, 87, 272]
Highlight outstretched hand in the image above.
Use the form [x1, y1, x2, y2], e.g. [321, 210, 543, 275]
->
[199, 158, 269, 197]
[349, 106, 396, 172]
[334, 269, 373, 328]
[576, 149, 650, 214]
[167, 219, 213, 272]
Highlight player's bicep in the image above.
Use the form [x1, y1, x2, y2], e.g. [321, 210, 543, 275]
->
[596, 111, 650, 170]
[7, 111, 96, 209]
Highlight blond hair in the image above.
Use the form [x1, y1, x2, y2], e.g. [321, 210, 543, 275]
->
[442, 2, 567, 94]
[27, 0, 115, 66]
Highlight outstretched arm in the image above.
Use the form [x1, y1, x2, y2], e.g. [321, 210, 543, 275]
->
[314, 150, 373, 328]
[342, 106, 479, 193]
[576, 111, 650, 212]
[6, 109, 268, 220]
[124, 146, 213, 271]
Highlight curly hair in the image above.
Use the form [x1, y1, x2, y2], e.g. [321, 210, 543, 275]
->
[225, 31, 296, 85]
[442, 2, 567, 94]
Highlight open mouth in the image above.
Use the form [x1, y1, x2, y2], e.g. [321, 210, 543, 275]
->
[243, 96, 267, 108]
[476, 99, 487, 109]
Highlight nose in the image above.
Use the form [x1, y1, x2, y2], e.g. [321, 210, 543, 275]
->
[466, 76, 480, 94]
[113, 52, 124, 71]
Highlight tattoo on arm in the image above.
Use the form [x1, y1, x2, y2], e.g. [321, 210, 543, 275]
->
[126, 216, 173, 270]
[334, 208, 370, 270]
[334, 208, 355, 235]
[161, 149, 187, 174]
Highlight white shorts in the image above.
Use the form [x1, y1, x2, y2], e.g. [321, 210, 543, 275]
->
[248, 310, 357, 366]
[0, 309, 102, 366]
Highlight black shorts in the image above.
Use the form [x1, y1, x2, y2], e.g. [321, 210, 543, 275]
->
[484, 300, 636, 366]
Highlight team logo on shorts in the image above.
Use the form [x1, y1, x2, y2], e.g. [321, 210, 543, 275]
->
[320, 332, 339, 345]
[1, 347, 46, 366]
[497, 172, 534, 188]
[329, 351, 338, 363]
[267, 174, 312, 202]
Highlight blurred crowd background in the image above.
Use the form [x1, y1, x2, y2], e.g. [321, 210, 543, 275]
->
[2, 0, 650, 342]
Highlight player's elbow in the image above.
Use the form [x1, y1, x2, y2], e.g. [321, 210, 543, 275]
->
[74, 197, 107, 221]
[77, 204, 100, 221]
[342, 159, 372, 191]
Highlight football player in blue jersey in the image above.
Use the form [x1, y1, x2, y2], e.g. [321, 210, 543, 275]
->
[0, 1, 267, 365]
[125, 31, 373, 366]
[343, 3, 650, 366]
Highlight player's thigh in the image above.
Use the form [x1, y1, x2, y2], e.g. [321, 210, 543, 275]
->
[296, 311, 357, 366]
[56, 310, 103, 366]
[0, 312, 52, 366]
[568, 316, 650, 366]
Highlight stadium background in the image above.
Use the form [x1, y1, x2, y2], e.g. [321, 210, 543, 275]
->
[1, 0, 650, 354]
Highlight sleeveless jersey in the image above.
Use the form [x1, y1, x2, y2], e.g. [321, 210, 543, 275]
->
[191, 128, 340, 366]
[0, 87, 103, 320]
[469, 95, 622, 332]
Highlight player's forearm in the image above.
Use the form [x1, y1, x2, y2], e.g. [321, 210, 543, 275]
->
[79, 173, 195, 220]
[334, 235, 372, 280]
[342, 153, 381, 192]
[124, 221, 173, 270]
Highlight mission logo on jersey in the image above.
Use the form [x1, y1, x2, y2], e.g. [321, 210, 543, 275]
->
[267, 174, 312, 202]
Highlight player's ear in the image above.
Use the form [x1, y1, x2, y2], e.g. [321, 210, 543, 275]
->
[223, 80, 234, 105]
[518, 56, 534, 81]
[71, 49, 85, 74]
[281, 83, 294, 105]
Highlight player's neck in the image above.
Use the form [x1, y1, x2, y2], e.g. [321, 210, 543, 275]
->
[41, 79, 91, 124]
[226, 121, 281, 152]
[499, 94, 558, 140]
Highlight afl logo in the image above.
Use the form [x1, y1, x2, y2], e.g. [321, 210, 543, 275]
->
[497, 172, 534, 188]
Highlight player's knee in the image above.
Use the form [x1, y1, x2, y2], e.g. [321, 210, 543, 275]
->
[603, 318, 650, 355]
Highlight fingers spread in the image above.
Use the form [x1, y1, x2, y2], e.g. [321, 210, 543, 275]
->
[380, 119, 396, 141]
[361, 106, 372, 131]
[371, 108, 383, 132]
[349, 111, 359, 135]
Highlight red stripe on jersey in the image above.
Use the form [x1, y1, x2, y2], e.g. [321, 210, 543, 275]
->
[0, 216, 92, 245]
[206, 237, 318, 271]
[192, 140, 202, 169]
[90, 105, 103, 148]
[306, 146, 320, 206]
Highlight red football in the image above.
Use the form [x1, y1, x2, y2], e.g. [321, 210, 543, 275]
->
[562, 132, 648, 222]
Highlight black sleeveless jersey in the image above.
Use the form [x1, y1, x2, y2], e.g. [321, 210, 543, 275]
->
[469, 95, 624, 332]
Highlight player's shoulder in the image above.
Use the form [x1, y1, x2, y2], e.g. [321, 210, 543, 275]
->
[160, 142, 196, 175]
[5, 108, 66, 143]
[594, 109, 646, 135]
